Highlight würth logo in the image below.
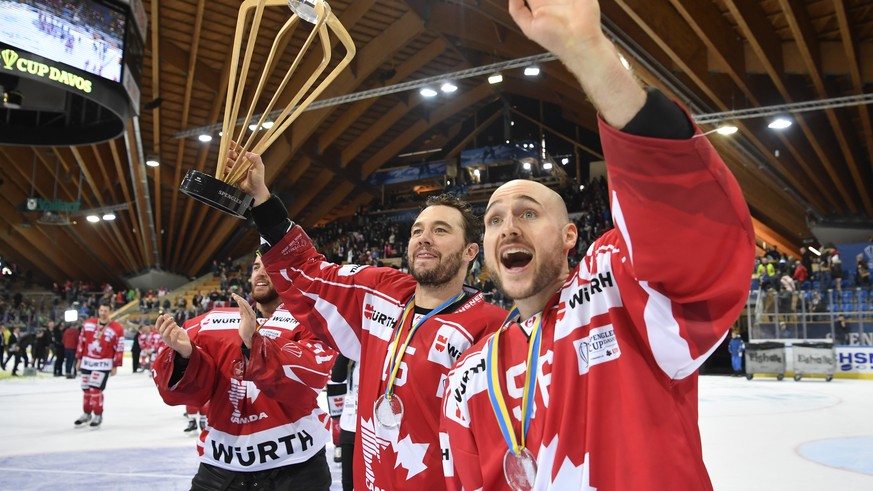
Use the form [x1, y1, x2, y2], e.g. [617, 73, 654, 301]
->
[363, 304, 395, 327]
[555, 302, 566, 322]
[435, 334, 448, 352]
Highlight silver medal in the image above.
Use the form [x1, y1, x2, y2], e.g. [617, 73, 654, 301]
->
[503, 447, 537, 491]
[374, 394, 404, 428]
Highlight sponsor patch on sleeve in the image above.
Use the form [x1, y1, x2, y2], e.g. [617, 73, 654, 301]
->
[573, 324, 621, 375]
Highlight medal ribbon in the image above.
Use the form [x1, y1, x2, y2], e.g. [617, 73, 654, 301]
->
[383, 292, 465, 399]
[486, 305, 543, 456]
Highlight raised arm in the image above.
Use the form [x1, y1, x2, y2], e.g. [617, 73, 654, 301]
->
[509, 0, 646, 129]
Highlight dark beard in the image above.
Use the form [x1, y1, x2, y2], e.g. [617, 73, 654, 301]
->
[491, 251, 565, 302]
[410, 248, 464, 287]
[252, 287, 279, 305]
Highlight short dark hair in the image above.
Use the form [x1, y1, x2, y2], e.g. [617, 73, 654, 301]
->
[423, 194, 482, 246]
[99, 299, 112, 309]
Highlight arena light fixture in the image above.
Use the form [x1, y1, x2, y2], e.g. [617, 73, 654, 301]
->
[543, 162, 553, 170]
[523, 65, 540, 76]
[420, 87, 438, 97]
[145, 155, 160, 167]
[488, 72, 503, 84]
[86, 215, 100, 223]
[561, 157, 569, 165]
[102, 213, 116, 221]
[198, 134, 213, 142]
[768, 117, 792, 130]
[440, 82, 458, 93]
[716, 124, 739, 135]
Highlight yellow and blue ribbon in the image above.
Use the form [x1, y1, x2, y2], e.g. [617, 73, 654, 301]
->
[383, 292, 466, 399]
[486, 305, 543, 456]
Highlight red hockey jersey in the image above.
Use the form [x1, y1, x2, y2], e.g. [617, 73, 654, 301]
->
[441, 116, 755, 490]
[260, 238, 507, 490]
[76, 318, 124, 371]
[152, 306, 336, 472]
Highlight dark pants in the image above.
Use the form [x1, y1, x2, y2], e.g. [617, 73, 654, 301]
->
[339, 429, 355, 491]
[132, 348, 141, 373]
[12, 350, 29, 374]
[54, 344, 65, 376]
[190, 447, 331, 491]
[64, 348, 77, 376]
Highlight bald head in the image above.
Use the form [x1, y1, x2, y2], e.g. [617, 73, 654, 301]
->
[487, 179, 570, 225]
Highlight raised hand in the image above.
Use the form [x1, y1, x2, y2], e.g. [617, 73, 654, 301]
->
[233, 293, 257, 349]
[508, 0, 605, 61]
[224, 141, 271, 206]
[155, 313, 193, 359]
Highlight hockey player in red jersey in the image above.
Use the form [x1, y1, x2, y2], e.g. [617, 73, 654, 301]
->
[74, 300, 124, 428]
[438, 1, 756, 489]
[152, 255, 336, 489]
[220, 144, 508, 490]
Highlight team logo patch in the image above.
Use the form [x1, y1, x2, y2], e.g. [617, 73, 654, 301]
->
[427, 324, 467, 369]
[573, 324, 620, 375]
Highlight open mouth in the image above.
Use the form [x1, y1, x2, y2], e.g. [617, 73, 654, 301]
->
[501, 248, 533, 270]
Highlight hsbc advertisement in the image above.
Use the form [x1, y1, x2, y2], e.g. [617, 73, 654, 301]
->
[836, 346, 873, 376]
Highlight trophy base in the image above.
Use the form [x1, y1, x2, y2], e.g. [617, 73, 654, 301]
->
[179, 169, 254, 218]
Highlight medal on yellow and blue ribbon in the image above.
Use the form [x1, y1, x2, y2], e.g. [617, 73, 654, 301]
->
[374, 292, 466, 428]
[486, 306, 541, 491]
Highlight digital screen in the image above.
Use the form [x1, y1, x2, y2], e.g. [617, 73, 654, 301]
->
[0, 0, 126, 82]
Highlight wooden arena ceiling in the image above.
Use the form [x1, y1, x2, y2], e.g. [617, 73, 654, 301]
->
[1, 0, 872, 284]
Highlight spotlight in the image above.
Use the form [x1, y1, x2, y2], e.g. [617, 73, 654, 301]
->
[768, 118, 792, 130]
[420, 87, 438, 97]
[543, 162, 553, 170]
[522, 162, 532, 171]
[146, 155, 160, 167]
[102, 213, 116, 221]
[561, 157, 569, 165]
[198, 134, 213, 142]
[262, 121, 274, 129]
[488, 73, 503, 84]
[716, 124, 739, 135]
[440, 82, 457, 93]
[523, 66, 540, 76]
[86, 215, 100, 223]
[473, 169, 481, 177]
[249, 124, 259, 131]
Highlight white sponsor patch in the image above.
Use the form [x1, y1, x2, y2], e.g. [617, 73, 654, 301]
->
[573, 324, 621, 375]
[361, 294, 400, 342]
[337, 264, 368, 276]
[427, 323, 469, 369]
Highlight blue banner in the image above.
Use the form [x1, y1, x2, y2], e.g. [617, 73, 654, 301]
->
[837, 242, 873, 277]
[368, 161, 447, 186]
[460, 144, 539, 168]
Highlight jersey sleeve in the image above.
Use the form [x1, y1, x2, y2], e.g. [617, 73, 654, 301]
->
[243, 326, 337, 405]
[112, 323, 124, 367]
[151, 319, 216, 407]
[602, 113, 755, 301]
[75, 323, 86, 359]
[259, 225, 416, 361]
[597, 105, 756, 379]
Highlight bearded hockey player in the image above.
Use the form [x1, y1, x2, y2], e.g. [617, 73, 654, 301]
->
[153, 255, 336, 489]
[439, 0, 755, 489]
[220, 142, 508, 490]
